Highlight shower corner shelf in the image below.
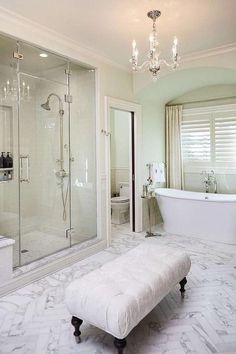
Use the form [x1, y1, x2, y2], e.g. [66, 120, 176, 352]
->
[0, 168, 14, 182]
[0, 168, 13, 171]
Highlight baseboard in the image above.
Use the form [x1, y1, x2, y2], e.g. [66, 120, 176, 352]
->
[0, 239, 107, 297]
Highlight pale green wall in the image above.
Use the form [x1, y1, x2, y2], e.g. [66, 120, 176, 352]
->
[140, 101, 165, 181]
[135, 67, 236, 181]
[170, 84, 236, 107]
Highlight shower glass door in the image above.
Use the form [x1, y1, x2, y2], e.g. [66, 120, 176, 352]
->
[18, 43, 71, 265]
[0, 35, 20, 267]
[0, 32, 98, 268]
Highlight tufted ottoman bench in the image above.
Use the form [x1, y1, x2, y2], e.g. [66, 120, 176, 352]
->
[65, 242, 191, 353]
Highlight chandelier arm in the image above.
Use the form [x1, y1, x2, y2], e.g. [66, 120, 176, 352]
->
[160, 59, 173, 67]
[138, 61, 150, 71]
[160, 59, 179, 71]
[133, 61, 150, 73]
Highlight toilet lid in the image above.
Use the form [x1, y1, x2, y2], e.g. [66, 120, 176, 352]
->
[111, 196, 129, 203]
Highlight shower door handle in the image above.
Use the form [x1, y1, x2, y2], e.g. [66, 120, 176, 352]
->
[20, 155, 30, 183]
[65, 228, 74, 238]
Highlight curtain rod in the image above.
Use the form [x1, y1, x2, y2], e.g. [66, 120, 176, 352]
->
[166, 95, 236, 106]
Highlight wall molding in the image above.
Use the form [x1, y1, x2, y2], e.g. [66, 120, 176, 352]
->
[182, 43, 236, 63]
[183, 102, 236, 115]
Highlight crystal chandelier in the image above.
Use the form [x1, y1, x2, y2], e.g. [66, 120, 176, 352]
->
[130, 10, 179, 80]
[1, 79, 31, 101]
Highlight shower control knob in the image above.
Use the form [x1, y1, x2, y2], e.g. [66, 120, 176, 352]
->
[56, 169, 68, 178]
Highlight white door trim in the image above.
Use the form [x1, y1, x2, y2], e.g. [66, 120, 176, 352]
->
[104, 96, 142, 245]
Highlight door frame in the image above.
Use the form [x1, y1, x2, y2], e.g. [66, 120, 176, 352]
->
[104, 96, 142, 245]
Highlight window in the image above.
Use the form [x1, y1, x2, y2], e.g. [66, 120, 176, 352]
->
[181, 104, 236, 169]
[181, 118, 211, 161]
[215, 115, 236, 163]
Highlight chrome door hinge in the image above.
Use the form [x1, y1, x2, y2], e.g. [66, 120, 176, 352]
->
[65, 68, 72, 75]
[13, 52, 23, 60]
[64, 94, 73, 103]
[65, 228, 74, 238]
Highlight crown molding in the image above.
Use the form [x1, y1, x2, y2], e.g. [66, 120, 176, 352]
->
[0, 6, 129, 72]
[182, 43, 236, 63]
[0, 6, 235, 73]
[133, 42, 236, 91]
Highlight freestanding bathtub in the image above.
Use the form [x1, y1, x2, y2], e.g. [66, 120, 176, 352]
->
[155, 188, 236, 244]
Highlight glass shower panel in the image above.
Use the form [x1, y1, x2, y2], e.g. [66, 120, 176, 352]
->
[0, 34, 20, 267]
[19, 42, 68, 85]
[0, 32, 98, 270]
[70, 65, 97, 245]
[18, 71, 71, 265]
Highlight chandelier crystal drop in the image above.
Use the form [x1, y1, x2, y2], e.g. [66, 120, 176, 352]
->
[130, 10, 180, 80]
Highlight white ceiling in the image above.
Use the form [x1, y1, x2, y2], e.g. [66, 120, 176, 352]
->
[0, 0, 235, 69]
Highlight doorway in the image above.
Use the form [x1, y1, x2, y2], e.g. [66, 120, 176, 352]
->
[110, 108, 134, 230]
[105, 97, 142, 244]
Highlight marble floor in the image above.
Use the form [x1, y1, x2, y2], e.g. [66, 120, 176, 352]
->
[0, 224, 236, 353]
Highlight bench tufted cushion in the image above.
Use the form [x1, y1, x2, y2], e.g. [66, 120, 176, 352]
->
[65, 242, 191, 339]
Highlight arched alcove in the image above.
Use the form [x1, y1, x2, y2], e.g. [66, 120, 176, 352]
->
[136, 67, 236, 180]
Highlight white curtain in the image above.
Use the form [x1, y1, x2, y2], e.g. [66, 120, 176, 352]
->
[165, 105, 183, 189]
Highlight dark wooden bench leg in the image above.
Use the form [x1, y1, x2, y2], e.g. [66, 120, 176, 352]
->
[179, 277, 187, 298]
[114, 337, 126, 354]
[71, 316, 83, 343]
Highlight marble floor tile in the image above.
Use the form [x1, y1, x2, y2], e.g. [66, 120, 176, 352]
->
[0, 224, 236, 353]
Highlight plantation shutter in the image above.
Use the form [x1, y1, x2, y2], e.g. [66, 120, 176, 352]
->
[182, 104, 236, 167]
[215, 110, 236, 163]
[181, 117, 211, 161]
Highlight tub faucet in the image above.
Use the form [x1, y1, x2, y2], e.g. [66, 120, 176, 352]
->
[213, 178, 217, 194]
[202, 170, 217, 193]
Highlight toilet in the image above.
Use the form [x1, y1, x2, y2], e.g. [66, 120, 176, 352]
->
[111, 182, 130, 224]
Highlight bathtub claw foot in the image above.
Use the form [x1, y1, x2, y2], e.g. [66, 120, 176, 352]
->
[179, 277, 187, 298]
[71, 316, 83, 343]
[145, 231, 162, 238]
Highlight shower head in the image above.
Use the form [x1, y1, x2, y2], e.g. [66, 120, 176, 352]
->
[41, 93, 64, 113]
[41, 100, 51, 111]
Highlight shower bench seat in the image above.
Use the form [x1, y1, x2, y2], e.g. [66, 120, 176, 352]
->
[65, 242, 191, 354]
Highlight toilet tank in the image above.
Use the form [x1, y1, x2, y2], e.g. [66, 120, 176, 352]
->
[119, 182, 130, 197]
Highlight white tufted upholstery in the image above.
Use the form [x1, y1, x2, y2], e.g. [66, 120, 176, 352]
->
[65, 242, 191, 339]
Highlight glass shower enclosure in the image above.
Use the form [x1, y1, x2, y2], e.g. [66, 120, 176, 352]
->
[0, 33, 97, 267]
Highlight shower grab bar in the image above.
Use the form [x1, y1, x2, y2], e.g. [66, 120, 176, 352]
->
[20, 155, 30, 183]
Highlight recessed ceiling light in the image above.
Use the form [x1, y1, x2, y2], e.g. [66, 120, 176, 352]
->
[39, 53, 48, 58]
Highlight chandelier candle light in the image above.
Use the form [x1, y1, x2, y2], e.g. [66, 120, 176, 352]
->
[130, 10, 179, 80]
